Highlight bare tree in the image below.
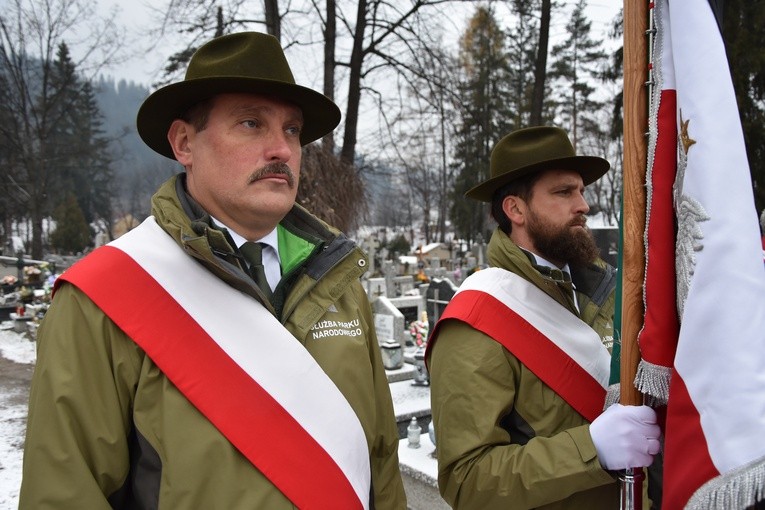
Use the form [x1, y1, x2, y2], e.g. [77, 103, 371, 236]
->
[264, 0, 281, 40]
[379, 30, 461, 244]
[151, 0, 280, 87]
[321, 0, 337, 153]
[530, 0, 551, 125]
[333, 0, 458, 166]
[0, 0, 123, 258]
[297, 144, 367, 232]
[582, 110, 621, 226]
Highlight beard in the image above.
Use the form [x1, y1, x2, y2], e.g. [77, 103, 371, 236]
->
[526, 208, 600, 267]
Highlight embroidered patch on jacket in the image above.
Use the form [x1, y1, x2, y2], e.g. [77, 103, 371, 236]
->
[310, 319, 363, 340]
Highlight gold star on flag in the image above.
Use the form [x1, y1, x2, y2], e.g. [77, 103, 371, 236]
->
[680, 109, 696, 154]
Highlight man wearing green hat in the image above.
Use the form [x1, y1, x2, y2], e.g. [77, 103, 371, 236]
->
[20, 32, 406, 509]
[426, 126, 661, 509]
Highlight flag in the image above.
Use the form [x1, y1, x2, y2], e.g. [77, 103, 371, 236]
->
[637, 0, 765, 508]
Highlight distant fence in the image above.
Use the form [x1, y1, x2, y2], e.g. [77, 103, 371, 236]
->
[0, 254, 80, 280]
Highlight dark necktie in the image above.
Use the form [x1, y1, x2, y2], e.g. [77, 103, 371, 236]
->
[561, 271, 579, 312]
[240, 241, 273, 300]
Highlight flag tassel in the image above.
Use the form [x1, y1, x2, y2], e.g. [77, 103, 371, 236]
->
[634, 359, 671, 407]
[687, 455, 765, 510]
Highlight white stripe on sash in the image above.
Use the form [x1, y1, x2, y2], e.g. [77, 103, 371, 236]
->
[457, 267, 611, 389]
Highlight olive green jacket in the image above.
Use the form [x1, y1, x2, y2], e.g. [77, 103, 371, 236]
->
[20, 175, 406, 509]
[428, 228, 617, 510]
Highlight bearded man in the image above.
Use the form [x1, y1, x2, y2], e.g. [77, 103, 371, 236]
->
[426, 126, 660, 509]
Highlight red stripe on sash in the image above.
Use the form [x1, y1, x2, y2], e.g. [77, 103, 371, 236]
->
[428, 290, 605, 422]
[59, 246, 363, 510]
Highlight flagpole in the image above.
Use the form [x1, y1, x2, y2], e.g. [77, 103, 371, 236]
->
[620, 0, 650, 508]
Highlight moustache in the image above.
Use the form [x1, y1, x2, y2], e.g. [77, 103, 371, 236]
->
[247, 163, 296, 188]
[569, 216, 588, 228]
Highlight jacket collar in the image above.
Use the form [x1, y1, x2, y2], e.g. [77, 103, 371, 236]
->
[486, 228, 616, 307]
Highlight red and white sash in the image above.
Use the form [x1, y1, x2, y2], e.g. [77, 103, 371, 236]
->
[427, 267, 610, 422]
[58, 217, 371, 510]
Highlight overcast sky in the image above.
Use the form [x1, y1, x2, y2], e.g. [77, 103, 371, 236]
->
[98, 0, 621, 89]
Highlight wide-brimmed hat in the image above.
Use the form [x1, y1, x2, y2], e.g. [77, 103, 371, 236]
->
[465, 126, 610, 202]
[136, 32, 341, 160]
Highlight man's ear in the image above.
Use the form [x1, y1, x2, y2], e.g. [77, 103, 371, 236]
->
[167, 120, 193, 166]
[502, 195, 526, 227]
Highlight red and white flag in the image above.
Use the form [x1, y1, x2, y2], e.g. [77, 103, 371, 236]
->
[638, 0, 765, 507]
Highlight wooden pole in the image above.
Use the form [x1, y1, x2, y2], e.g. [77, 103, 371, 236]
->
[621, 0, 649, 407]
[620, 3, 650, 507]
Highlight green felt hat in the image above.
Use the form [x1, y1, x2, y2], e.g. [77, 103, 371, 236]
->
[465, 126, 610, 202]
[137, 32, 341, 160]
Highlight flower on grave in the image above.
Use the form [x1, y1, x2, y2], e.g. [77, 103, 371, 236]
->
[2, 275, 18, 285]
[19, 286, 34, 303]
[24, 265, 42, 283]
[466, 265, 482, 277]
[408, 311, 430, 347]
[24, 265, 41, 276]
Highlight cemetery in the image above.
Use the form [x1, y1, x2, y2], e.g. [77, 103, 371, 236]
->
[363, 237, 481, 509]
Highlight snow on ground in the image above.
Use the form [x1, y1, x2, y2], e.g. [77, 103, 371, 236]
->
[0, 326, 36, 509]
[0, 328, 36, 365]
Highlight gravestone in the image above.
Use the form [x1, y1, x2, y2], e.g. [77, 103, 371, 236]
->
[397, 305, 420, 329]
[362, 237, 381, 275]
[380, 340, 404, 370]
[590, 227, 619, 267]
[383, 260, 396, 297]
[425, 278, 458, 326]
[367, 277, 387, 300]
[393, 275, 415, 296]
[372, 296, 406, 348]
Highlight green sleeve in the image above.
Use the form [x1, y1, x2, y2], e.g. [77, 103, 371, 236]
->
[429, 320, 614, 510]
[19, 284, 142, 509]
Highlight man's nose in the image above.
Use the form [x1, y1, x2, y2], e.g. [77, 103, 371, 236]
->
[575, 191, 590, 214]
[264, 131, 294, 162]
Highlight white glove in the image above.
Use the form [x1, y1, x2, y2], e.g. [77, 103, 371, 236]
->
[589, 404, 661, 470]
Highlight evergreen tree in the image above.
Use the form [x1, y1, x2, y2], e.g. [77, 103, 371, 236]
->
[602, 9, 624, 144]
[386, 234, 411, 259]
[0, 57, 23, 243]
[50, 193, 92, 254]
[48, 43, 84, 211]
[47, 44, 115, 242]
[723, 0, 765, 211]
[549, 0, 608, 151]
[506, 0, 543, 128]
[73, 80, 114, 228]
[450, 6, 513, 244]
